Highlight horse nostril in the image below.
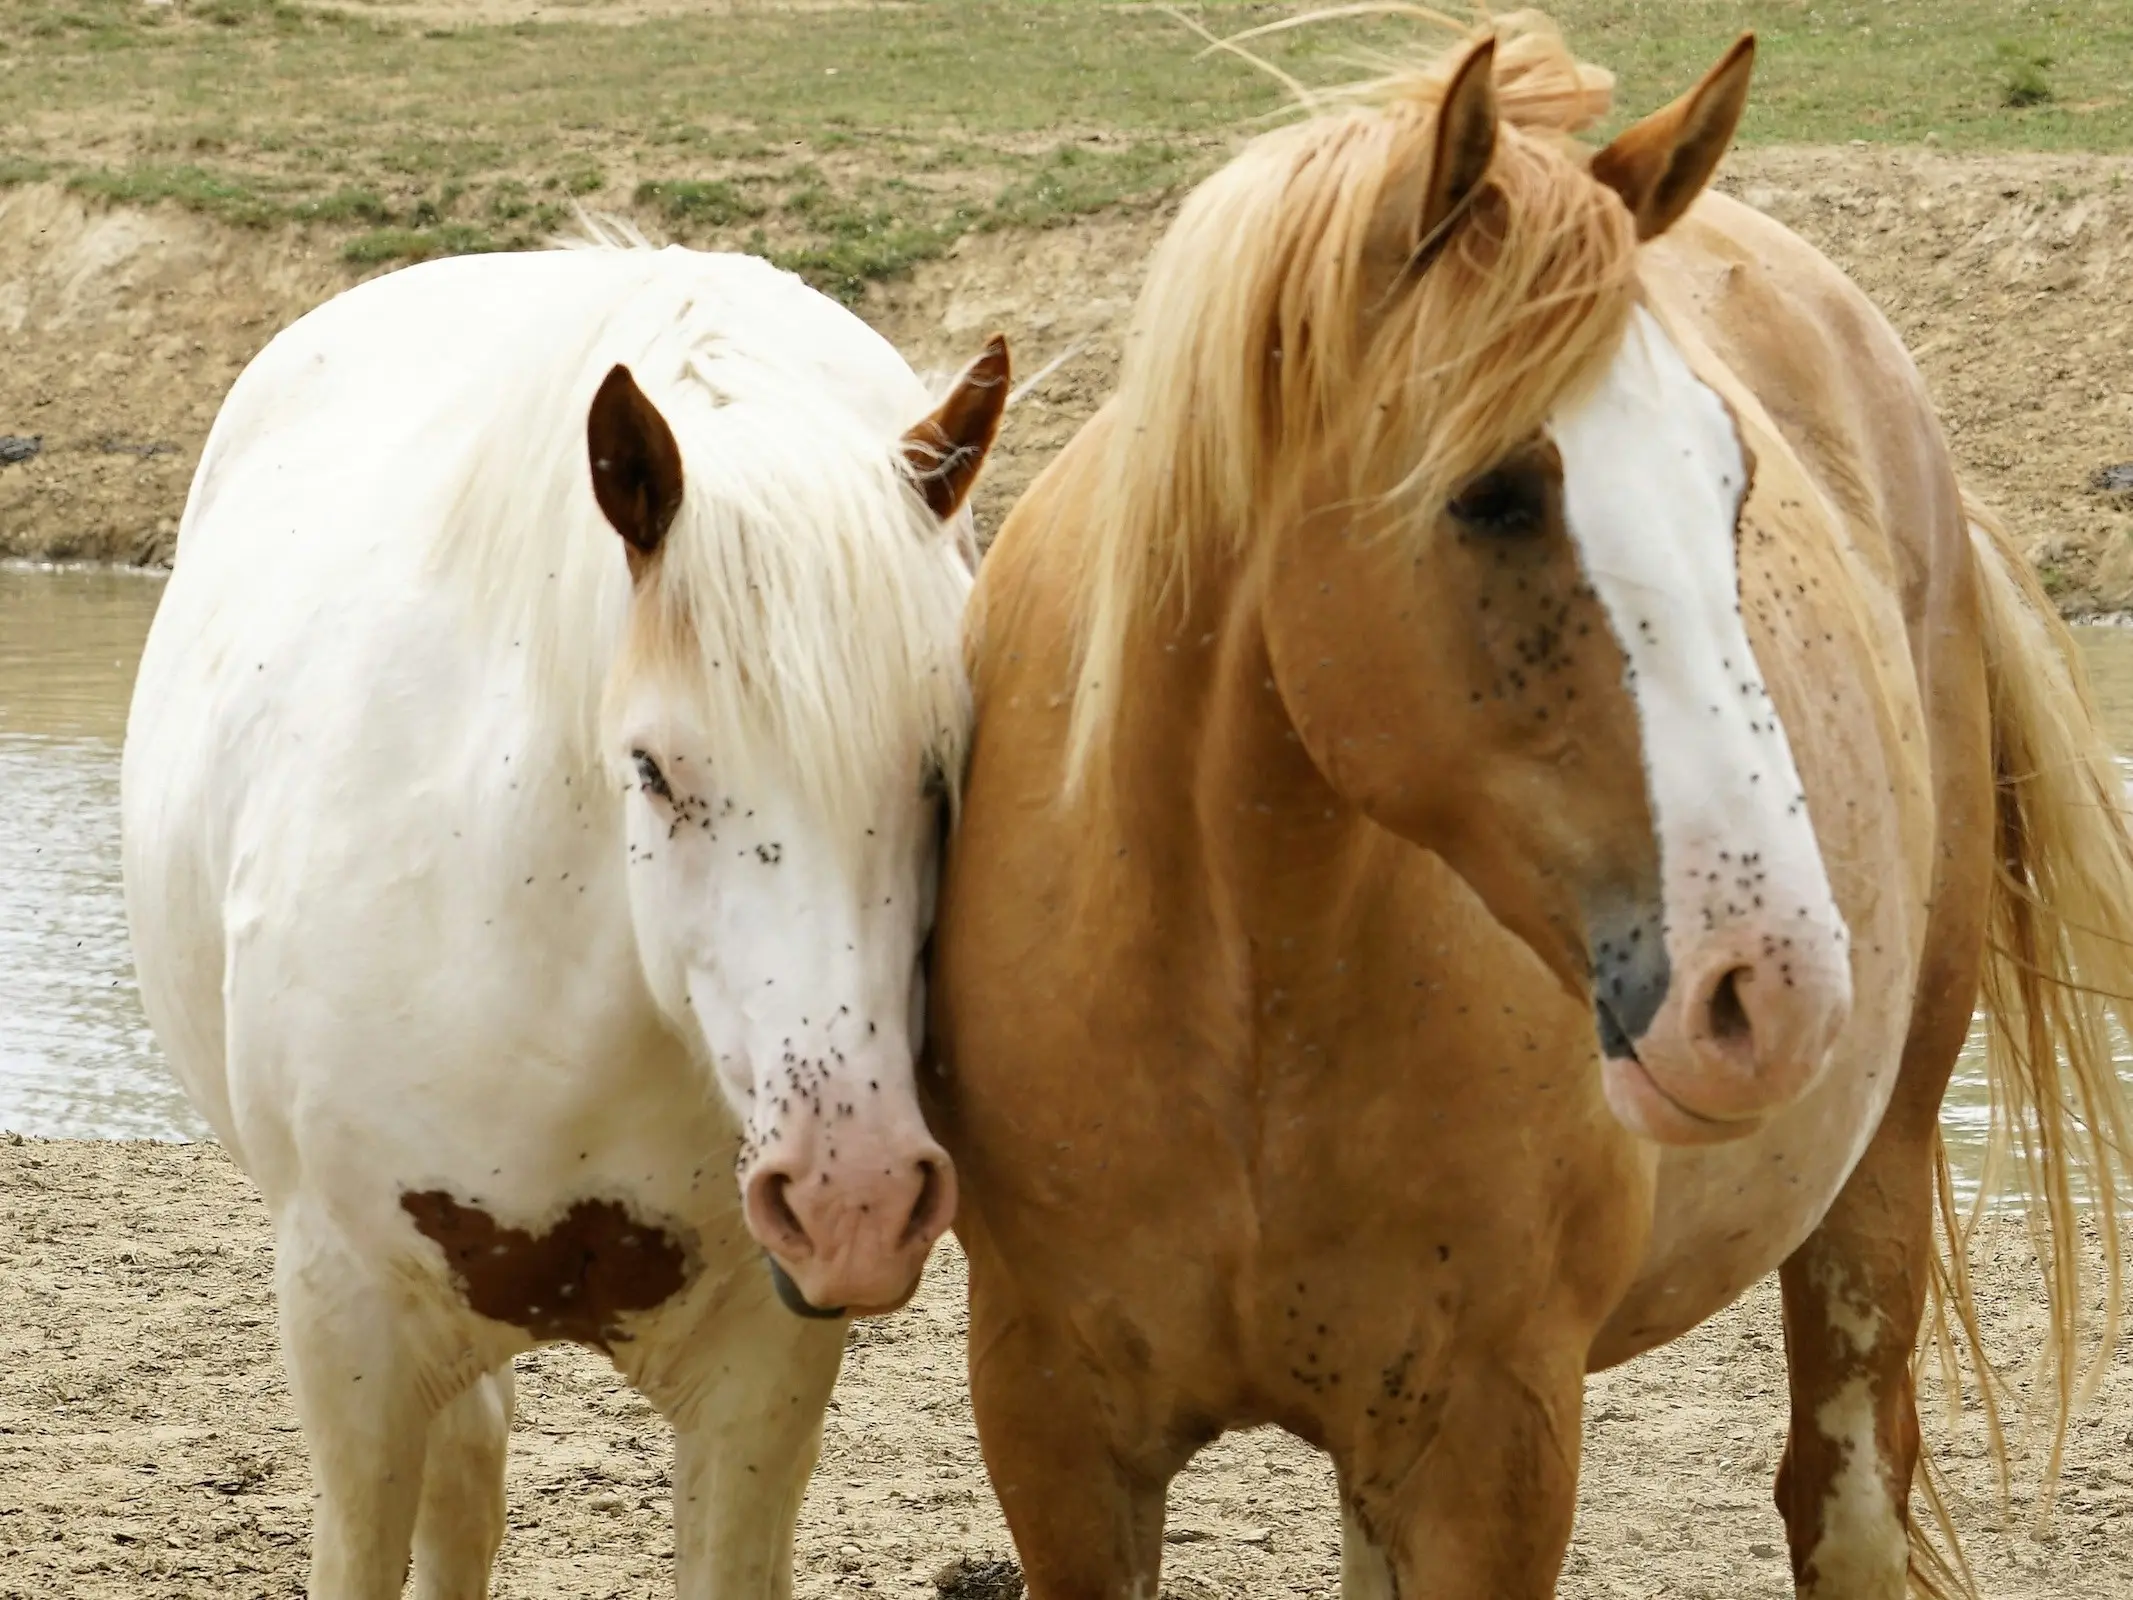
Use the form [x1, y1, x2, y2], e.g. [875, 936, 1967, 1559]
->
[1707, 967, 1753, 1047]
[767, 1175, 805, 1239]
[748, 1170, 812, 1256]
[900, 1157, 953, 1248]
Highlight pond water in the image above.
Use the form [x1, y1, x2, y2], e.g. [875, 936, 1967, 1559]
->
[1, 566, 194, 1139]
[3, 564, 2131, 1179]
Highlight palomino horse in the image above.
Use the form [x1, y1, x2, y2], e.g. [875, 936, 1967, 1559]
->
[123, 238, 1006, 1598]
[930, 18, 2133, 1598]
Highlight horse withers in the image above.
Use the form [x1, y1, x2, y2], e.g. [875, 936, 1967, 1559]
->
[929, 19, 2133, 1598]
[122, 237, 1006, 1598]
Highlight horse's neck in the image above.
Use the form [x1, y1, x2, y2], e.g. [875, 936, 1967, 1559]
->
[1106, 562, 1376, 937]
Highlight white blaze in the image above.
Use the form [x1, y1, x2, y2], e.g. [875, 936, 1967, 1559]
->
[1548, 305, 1849, 1017]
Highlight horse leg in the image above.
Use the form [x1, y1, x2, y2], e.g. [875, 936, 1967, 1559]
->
[1348, 1353, 1584, 1600]
[622, 1265, 846, 1600]
[1772, 1030, 1959, 1597]
[1338, 1499, 1398, 1600]
[277, 1208, 463, 1600]
[966, 1303, 1174, 1600]
[411, 1363, 516, 1600]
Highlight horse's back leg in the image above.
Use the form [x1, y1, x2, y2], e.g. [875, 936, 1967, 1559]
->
[1774, 916, 1983, 1597]
[619, 1261, 845, 1600]
[411, 1363, 515, 1600]
[1774, 1137, 1932, 1598]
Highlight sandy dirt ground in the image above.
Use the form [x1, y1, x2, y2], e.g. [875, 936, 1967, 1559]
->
[2, 1138, 2130, 1599]
[4, 144, 2133, 606]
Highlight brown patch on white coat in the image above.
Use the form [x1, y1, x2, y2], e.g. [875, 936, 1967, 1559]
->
[400, 1189, 696, 1352]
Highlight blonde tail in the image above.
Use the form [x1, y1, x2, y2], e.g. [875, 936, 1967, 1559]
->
[1921, 490, 2133, 1572]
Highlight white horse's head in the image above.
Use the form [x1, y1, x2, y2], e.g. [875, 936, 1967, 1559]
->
[587, 334, 1007, 1317]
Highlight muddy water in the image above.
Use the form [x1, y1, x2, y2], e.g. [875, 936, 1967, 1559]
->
[3, 567, 2132, 1176]
[0, 567, 196, 1139]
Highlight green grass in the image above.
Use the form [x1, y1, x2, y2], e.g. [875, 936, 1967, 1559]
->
[1, 0, 2127, 301]
[341, 222, 501, 264]
[65, 163, 286, 228]
[634, 178, 769, 227]
[292, 186, 393, 225]
[1995, 42, 2057, 110]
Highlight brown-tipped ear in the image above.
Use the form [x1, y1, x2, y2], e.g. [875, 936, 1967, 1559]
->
[587, 363, 684, 578]
[1590, 33, 1755, 242]
[1366, 36, 1499, 284]
[902, 333, 1010, 522]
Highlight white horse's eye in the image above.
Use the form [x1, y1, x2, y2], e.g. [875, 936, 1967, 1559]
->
[632, 750, 673, 801]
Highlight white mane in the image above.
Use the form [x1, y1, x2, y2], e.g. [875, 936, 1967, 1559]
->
[430, 237, 974, 849]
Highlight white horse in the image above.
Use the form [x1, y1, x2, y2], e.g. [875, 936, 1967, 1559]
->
[121, 238, 1007, 1598]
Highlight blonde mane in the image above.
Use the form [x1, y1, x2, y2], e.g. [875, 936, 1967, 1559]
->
[1064, 9, 1640, 785]
[433, 240, 973, 850]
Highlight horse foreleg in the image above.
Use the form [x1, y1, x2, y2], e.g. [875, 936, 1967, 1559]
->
[967, 1295, 1170, 1600]
[623, 1262, 845, 1600]
[411, 1363, 515, 1600]
[1338, 1499, 1398, 1600]
[278, 1208, 471, 1600]
[1352, 1352, 1583, 1600]
[1774, 1076, 1948, 1598]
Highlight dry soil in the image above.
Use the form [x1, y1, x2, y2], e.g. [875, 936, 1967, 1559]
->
[3, 1139, 2131, 1599]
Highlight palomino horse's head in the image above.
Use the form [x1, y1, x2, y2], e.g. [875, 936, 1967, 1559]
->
[1070, 22, 1850, 1143]
[588, 332, 1007, 1313]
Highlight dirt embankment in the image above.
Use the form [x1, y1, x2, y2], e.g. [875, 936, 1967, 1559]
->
[3, 1138, 2132, 1599]
[4, 144, 2131, 605]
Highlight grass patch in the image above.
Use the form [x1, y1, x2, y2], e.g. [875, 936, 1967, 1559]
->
[483, 179, 567, 233]
[1997, 43, 2056, 109]
[193, 0, 307, 28]
[987, 141, 1195, 231]
[65, 164, 284, 228]
[767, 212, 967, 304]
[341, 223, 503, 265]
[634, 178, 767, 227]
[292, 186, 392, 225]
[5, 0, 2130, 296]
[768, 230, 958, 305]
[554, 159, 606, 197]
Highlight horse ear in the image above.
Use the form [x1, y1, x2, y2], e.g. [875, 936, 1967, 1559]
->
[587, 363, 685, 577]
[1590, 33, 1755, 242]
[1365, 36, 1498, 283]
[902, 333, 1010, 523]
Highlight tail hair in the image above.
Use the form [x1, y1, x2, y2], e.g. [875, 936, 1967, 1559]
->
[1917, 489, 2133, 1590]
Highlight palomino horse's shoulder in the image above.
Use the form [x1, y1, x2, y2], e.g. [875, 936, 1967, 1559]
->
[1645, 198, 1952, 543]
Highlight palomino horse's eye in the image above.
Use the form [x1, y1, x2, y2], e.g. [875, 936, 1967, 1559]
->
[1448, 466, 1549, 539]
[631, 750, 673, 802]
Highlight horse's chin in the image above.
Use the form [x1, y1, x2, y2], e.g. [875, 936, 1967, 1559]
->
[763, 1254, 926, 1321]
[765, 1256, 847, 1320]
[1600, 1051, 1767, 1147]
